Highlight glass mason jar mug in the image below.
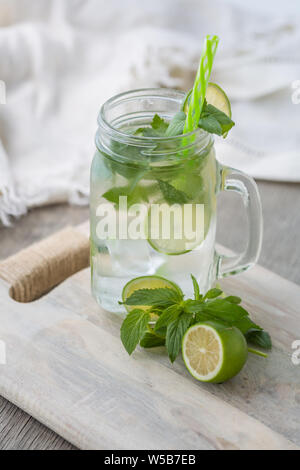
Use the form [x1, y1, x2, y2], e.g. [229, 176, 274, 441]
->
[90, 89, 262, 314]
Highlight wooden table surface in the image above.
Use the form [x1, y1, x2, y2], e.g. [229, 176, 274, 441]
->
[0, 180, 299, 450]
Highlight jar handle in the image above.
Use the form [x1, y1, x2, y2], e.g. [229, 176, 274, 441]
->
[217, 166, 263, 278]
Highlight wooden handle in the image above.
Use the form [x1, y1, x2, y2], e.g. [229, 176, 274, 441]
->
[0, 227, 90, 302]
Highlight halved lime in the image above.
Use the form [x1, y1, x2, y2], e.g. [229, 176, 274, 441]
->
[182, 83, 231, 118]
[146, 203, 206, 255]
[182, 321, 247, 383]
[122, 275, 182, 315]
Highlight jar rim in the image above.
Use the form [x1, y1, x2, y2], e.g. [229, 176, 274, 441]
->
[97, 88, 212, 148]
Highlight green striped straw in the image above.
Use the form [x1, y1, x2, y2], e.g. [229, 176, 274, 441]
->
[184, 35, 219, 134]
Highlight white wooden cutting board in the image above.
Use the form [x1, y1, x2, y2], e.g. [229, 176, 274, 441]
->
[0, 224, 299, 450]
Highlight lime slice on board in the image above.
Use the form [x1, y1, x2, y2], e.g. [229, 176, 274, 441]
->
[122, 275, 182, 315]
[182, 82, 231, 118]
[146, 203, 206, 255]
[182, 321, 248, 383]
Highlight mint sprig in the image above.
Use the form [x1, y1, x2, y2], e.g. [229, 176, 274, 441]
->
[132, 99, 235, 140]
[120, 275, 272, 361]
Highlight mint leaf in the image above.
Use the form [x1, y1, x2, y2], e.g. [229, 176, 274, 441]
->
[121, 309, 151, 355]
[203, 288, 223, 300]
[134, 114, 168, 138]
[166, 312, 193, 362]
[102, 186, 127, 204]
[154, 304, 182, 335]
[102, 185, 149, 206]
[157, 179, 190, 205]
[184, 299, 204, 314]
[140, 331, 165, 348]
[151, 114, 169, 134]
[191, 274, 201, 301]
[224, 296, 242, 304]
[205, 104, 235, 135]
[198, 114, 223, 135]
[198, 101, 235, 137]
[246, 329, 272, 350]
[122, 288, 182, 308]
[136, 128, 162, 137]
[165, 111, 186, 137]
[189, 300, 263, 338]
[194, 311, 217, 323]
[203, 299, 249, 322]
[232, 316, 261, 335]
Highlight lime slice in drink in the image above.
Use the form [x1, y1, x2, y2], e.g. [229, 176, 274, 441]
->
[146, 203, 205, 255]
[182, 321, 248, 383]
[122, 275, 182, 314]
[182, 83, 231, 118]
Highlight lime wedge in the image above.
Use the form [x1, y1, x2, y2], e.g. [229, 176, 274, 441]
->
[205, 82, 231, 117]
[182, 83, 231, 118]
[122, 275, 182, 315]
[146, 203, 206, 255]
[182, 321, 247, 383]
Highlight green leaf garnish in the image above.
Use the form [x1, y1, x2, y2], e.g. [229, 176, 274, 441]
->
[120, 309, 151, 355]
[151, 114, 169, 134]
[203, 287, 223, 300]
[166, 312, 193, 362]
[165, 111, 186, 137]
[157, 179, 190, 205]
[202, 299, 249, 322]
[190, 274, 201, 301]
[135, 114, 169, 137]
[120, 274, 271, 360]
[245, 329, 272, 350]
[224, 296, 242, 304]
[154, 304, 182, 334]
[102, 185, 149, 206]
[198, 101, 235, 137]
[140, 331, 165, 349]
[122, 287, 183, 308]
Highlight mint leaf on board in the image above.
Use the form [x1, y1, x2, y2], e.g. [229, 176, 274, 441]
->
[165, 111, 186, 137]
[157, 179, 190, 205]
[191, 274, 201, 301]
[232, 316, 261, 335]
[224, 296, 242, 304]
[121, 309, 151, 355]
[166, 312, 193, 362]
[154, 304, 182, 335]
[245, 329, 272, 350]
[140, 331, 165, 349]
[203, 288, 223, 300]
[122, 288, 183, 308]
[188, 298, 264, 339]
[202, 299, 249, 323]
